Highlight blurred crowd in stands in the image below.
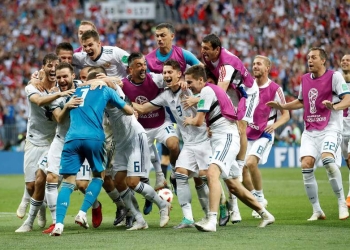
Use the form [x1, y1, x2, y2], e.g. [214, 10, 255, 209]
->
[1, 0, 349, 150]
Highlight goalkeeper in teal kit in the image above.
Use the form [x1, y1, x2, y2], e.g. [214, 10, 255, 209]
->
[51, 82, 134, 236]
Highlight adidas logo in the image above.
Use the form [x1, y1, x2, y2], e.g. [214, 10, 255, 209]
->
[86, 191, 93, 196]
[61, 202, 68, 207]
[171, 100, 175, 104]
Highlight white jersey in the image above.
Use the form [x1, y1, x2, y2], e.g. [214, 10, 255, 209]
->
[104, 86, 145, 147]
[298, 71, 349, 134]
[342, 81, 350, 136]
[197, 86, 234, 132]
[50, 96, 70, 138]
[25, 84, 57, 146]
[150, 87, 208, 145]
[73, 46, 129, 77]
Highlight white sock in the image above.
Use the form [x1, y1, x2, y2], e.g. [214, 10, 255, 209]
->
[302, 168, 322, 212]
[134, 181, 166, 209]
[21, 185, 31, 204]
[151, 144, 162, 173]
[323, 157, 345, 203]
[120, 188, 143, 221]
[45, 182, 58, 224]
[196, 180, 209, 217]
[255, 190, 265, 203]
[107, 189, 125, 207]
[229, 193, 239, 212]
[176, 173, 193, 221]
[24, 198, 43, 226]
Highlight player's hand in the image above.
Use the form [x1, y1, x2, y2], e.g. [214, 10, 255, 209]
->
[207, 127, 212, 138]
[265, 124, 277, 134]
[322, 100, 335, 110]
[89, 80, 107, 90]
[182, 95, 200, 110]
[183, 114, 193, 127]
[133, 110, 139, 119]
[49, 86, 59, 93]
[266, 101, 283, 110]
[66, 96, 83, 109]
[179, 80, 188, 90]
[30, 79, 45, 92]
[60, 89, 76, 97]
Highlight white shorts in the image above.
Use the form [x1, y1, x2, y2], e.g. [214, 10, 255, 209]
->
[175, 139, 211, 178]
[146, 121, 178, 148]
[24, 140, 50, 182]
[76, 159, 91, 181]
[300, 130, 342, 166]
[45, 135, 91, 180]
[246, 137, 273, 165]
[209, 124, 240, 179]
[111, 132, 150, 178]
[341, 135, 350, 159]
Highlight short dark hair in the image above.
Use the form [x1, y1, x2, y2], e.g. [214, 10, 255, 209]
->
[43, 53, 59, 65]
[88, 66, 107, 75]
[185, 65, 207, 81]
[309, 47, 328, 62]
[55, 42, 73, 55]
[56, 62, 74, 74]
[205, 68, 217, 83]
[86, 71, 100, 81]
[128, 52, 144, 66]
[163, 59, 181, 72]
[81, 29, 100, 42]
[202, 34, 221, 50]
[155, 23, 175, 34]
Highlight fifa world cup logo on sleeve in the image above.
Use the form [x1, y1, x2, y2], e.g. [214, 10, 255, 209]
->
[308, 88, 318, 114]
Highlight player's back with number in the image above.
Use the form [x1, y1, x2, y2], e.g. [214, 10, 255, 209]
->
[66, 85, 127, 142]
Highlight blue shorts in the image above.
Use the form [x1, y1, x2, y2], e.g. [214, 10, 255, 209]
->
[60, 139, 106, 175]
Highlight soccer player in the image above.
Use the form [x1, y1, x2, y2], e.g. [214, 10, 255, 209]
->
[50, 75, 134, 236]
[191, 34, 259, 225]
[183, 65, 275, 232]
[121, 53, 180, 191]
[230, 56, 290, 222]
[74, 20, 97, 53]
[73, 29, 129, 77]
[73, 30, 130, 224]
[87, 68, 171, 230]
[340, 54, 350, 208]
[42, 62, 105, 234]
[267, 47, 350, 220]
[15, 54, 75, 233]
[146, 22, 203, 191]
[133, 60, 211, 229]
[146, 23, 201, 74]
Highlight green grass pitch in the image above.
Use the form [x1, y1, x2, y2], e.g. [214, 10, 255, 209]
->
[0, 168, 349, 250]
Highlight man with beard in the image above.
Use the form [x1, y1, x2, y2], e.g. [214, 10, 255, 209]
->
[15, 54, 75, 233]
[267, 47, 350, 221]
[73, 30, 131, 226]
[50, 69, 134, 236]
[229, 56, 290, 222]
[133, 60, 211, 229]
[121, 53, 180, 207]
[183, 65, 275, 232]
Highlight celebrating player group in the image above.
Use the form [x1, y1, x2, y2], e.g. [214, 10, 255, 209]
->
[14, 21, 350, 236]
